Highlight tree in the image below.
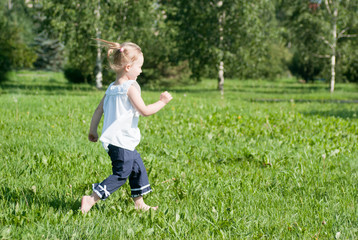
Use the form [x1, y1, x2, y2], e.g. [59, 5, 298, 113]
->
[0, 0, 37, 81]
[94, 0, 102, 89]
[41, 0, 104, 86]
[41, 0, 167, 88]
[320, 0, 358, 92]
[33, 31, 65, 70]
[162, 0, 279, 91]
[282, 0, 358, 92]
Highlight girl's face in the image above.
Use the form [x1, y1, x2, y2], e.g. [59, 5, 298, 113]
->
[126, 54, 143, 80]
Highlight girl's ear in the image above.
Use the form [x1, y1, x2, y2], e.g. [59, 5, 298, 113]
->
[124, 64, 131, 72]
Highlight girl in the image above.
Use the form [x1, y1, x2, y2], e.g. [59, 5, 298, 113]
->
[81, 39, 173, 213]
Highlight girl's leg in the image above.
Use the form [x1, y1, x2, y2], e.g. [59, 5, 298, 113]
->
[81, 192, 100, 213]
[130, 151, 157, 211]
[81, 145, 131, 213]
[133, 196, 158, 211]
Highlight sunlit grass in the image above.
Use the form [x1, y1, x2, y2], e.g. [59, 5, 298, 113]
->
[1, 71, 358, 239]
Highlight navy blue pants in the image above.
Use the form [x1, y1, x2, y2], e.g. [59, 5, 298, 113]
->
[92, 144, 152, 199]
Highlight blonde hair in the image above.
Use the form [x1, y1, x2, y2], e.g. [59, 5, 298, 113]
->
[94, 38, 142, 73]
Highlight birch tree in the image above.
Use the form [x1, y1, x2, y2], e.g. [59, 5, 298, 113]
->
[321, 0, 357, 92]
[162, 0, 277, 90]
[41, 0, 108, 84]
[94, 0, 102, 89]
[41, 0, 159, 86]
[284, 0, 358, 92]
[217, 1, 227, 95]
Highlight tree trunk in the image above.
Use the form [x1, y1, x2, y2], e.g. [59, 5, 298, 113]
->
[217, 1, 224, 95]
[330, 51, 336, 93]
[330, 7, 337, 93]
[218, 61, 224, 95]
[95, 0, 103, 89]
[95, 39, 103, 89]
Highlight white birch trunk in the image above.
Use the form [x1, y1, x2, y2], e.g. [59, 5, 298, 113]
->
[217, 1, 225, 95]
[95, 41, 103, 89]
[330, 7, 338, 93]
[95, 0, 103, 89]
[218, 61, 224, 95]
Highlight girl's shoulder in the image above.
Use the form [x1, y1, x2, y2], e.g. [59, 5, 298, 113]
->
[106, 80, 139, 96]
[131, 81, 141, 93]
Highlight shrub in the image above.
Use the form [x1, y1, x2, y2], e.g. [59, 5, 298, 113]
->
[64, 67, 92, 84]
[288, 51, 325, 82]
[339, 45, 358, 83]
[0, 15, 37, 82]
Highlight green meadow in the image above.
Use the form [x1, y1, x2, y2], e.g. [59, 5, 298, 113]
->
[1, 71, 358, 239]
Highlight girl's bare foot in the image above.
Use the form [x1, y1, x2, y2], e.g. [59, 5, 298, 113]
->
[133, 196, 158, 211]
[81, 193, 100, 213]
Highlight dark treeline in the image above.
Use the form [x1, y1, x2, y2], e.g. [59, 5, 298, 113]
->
[0, 0, 357, 91]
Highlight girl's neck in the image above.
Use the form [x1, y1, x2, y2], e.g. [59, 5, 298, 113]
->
[114, 73, 130, 85]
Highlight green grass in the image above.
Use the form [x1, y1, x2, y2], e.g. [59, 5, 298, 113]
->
[1, 70, 358, 239]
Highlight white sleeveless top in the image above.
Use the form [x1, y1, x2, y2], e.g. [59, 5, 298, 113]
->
[99, 80, 141, 151]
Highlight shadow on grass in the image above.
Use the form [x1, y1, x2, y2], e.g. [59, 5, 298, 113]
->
[158, 84, 354, 96]
[0, 81, 98, 95]
[166, 85, 327, 93]
[2, 77, 358, 98]
[250, 99, 358, 103]
[301, 109, 358, 119]
[1, 186, 80, 214]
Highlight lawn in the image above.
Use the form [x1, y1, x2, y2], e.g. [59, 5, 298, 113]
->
[1, 71, 358, 239]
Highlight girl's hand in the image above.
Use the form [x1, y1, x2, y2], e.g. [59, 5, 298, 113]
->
[88, 132, 99, 142]
[160, 91, 173, 104]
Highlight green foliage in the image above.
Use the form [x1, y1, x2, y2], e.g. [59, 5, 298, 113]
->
[40, 0, 177, 86]
[342, 56, 358, 83]
[3, 0, 358, 87]
[281, 1, 327, 81]
[282, 0, 358, 82]
[40, 0, 107, 82]
[0, 17, 12, 81]
[338, 39, 358, 83]
[289, 50, 326, 82]
[162, 0, 285, 81]
[0, 10, 37, 82]
[33, 31, 65, 71]
[266, 43, 293, 78]
[64, 67, 92, 84]
[1, 72, 358, 238]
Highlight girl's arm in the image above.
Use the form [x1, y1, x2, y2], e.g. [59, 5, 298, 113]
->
[127, 85, 172, 117]
[88, 95, 105, 142]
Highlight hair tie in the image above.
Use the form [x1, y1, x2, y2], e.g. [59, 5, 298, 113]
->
[119, 47, 124, 53]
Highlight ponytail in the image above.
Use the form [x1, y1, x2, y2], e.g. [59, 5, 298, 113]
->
[93, 38, 142, 73]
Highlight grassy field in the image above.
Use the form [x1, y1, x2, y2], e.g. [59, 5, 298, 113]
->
[1, 71, 358, 239]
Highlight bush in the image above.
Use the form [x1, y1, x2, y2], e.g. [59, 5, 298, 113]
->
[343, 59, 358, 83]
[339, 45, 358, 83]
[0, 15, 37, 82]
[0, 43, 11, 82]
[64, 67, 92, 84]
[288, 51, 325, 82]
